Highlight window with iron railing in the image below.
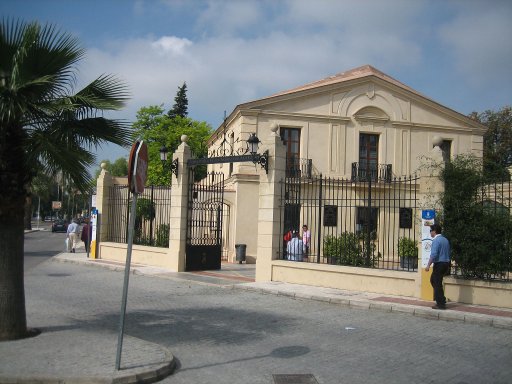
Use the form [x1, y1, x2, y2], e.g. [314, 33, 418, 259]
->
[286, 157, 313, 178]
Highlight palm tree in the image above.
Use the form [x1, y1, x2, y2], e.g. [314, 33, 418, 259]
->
[0, 19, 132, 340]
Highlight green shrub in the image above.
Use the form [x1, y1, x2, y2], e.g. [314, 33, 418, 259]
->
[156, 223, 170, 248]
[323, 232, 380, 267]
[398, 237, 418, 260]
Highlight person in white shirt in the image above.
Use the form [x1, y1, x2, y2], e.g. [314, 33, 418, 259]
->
[286, 231, 305, 261]
[302, 224, 311, 255]
[66, 219, 80, 253]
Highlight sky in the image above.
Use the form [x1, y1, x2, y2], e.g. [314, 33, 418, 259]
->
[2, 0, 511, 168]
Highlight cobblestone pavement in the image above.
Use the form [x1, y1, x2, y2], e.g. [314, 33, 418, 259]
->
[0, 254, 511, 384]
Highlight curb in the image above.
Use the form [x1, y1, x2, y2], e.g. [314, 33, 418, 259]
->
[0, 342, 176, 384]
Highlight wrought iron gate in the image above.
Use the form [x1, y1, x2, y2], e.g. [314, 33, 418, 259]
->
[186, 170, 225, 271]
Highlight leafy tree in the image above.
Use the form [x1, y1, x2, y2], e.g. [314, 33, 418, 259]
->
[0, 20, 131, 340]
[167, 82, 188, 119]
[441, 154, 512, 279]
[133, 105, 211, 185]
[470, 106, 512, 181]
[94, 157, 128, 179]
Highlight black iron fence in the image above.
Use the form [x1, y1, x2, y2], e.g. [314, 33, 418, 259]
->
[280, 173, 419, 271]
[106, 185, 172, 247]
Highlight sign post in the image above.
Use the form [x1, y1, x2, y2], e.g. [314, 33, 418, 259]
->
[420, 209, 435, 300]
[115, 141, 148, 370]
[90, 208, 98, 259]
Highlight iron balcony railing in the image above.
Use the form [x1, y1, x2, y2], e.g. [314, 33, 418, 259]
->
[351, 162, 393, 183]
[286, 157, 314, 178]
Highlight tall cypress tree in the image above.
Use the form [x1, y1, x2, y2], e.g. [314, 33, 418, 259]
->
[168, 82, 188, 119]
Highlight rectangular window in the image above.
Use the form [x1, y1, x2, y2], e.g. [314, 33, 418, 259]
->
[358, 133, 379, 181]
[280, 128, 301, 177]
[284, 203, 301, 233]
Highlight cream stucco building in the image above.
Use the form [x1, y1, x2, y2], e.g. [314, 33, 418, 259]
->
[207, 65, 487, 262]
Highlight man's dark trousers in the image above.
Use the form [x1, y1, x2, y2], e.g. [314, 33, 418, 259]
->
[431, 262, 450, 307]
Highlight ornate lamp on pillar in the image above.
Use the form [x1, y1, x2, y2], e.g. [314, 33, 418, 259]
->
[159, 145, 179, 178]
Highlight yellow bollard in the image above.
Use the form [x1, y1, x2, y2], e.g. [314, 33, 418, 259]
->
[420, 268, 433, 300]
[90, 240, 97, 259]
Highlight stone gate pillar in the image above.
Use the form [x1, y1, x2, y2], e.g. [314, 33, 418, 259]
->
[95, 163, 114, 251]
[256, 124, 287, 281]
[168, 135, 191, 272]
[418, 136, 445, 299]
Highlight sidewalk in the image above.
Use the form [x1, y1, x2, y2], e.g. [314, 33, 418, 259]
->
[2, 247, 511, 384]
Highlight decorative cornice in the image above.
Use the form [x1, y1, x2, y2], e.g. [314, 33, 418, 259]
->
[354, 115, 390, 123]
[241, 109, 352, 124]
[391, 121, 487, 134]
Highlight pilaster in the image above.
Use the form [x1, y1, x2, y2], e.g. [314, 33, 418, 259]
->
[168, 136, 191, 271]
[95, 163, 113, 247]
[418, 137, 445, 300]
[256, 124, 287, 281]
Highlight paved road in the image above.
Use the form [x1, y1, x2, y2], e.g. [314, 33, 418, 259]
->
[24, 225, 66, 271]
[20, 259, 512, 384]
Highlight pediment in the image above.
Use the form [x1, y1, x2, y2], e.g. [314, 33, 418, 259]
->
[353, 106, 390, 122]
[226, 65, 486, 133]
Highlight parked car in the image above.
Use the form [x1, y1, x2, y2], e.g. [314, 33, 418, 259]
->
[51, 220, 68, 233]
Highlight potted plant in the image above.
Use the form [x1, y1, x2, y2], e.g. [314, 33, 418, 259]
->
[398, 237, 418, 269]
[323, 235, 341, 264]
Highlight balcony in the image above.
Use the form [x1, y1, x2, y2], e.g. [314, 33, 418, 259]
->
[286, 157, 314, 178]
[351, 162, 393, 183]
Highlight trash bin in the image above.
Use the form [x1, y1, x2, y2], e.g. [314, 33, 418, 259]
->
[235, 244, 247, 264]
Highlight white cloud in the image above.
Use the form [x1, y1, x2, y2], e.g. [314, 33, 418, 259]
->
[77, 0, 510, 146]
[151, 36, 192, 55]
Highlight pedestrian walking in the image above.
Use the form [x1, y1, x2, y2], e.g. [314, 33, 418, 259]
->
[425, 224, 451, 309]
[66, 219, 80, 253]
[81, 218, 92, 255]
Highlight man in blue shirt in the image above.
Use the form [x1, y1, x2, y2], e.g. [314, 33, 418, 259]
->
[425, 224, 451, 309]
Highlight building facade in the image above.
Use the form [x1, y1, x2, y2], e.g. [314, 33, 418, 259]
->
[207, 65, 487, 262]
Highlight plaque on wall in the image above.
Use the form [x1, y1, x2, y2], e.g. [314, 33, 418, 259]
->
[324, 205, 338, 227]
[399, 208, 413, 229]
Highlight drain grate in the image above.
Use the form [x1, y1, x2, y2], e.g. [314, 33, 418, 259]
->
[273, 374, 319, 384]
[46, 273, 71, 277]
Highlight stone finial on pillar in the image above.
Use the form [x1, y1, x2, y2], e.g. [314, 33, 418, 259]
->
[431, 135, 444, 162]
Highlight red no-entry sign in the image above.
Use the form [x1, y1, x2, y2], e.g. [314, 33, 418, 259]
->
[127, 141, 148, 194]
